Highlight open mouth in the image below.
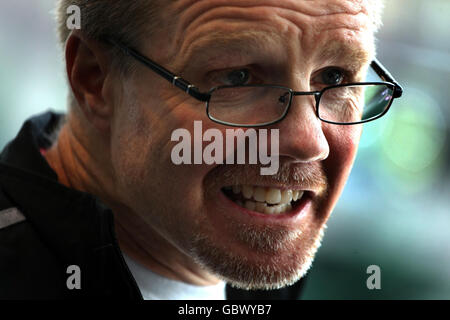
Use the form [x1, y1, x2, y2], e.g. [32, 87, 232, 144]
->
[222, 185, 310, 215]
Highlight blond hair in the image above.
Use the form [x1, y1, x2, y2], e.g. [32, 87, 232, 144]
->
[55, 1, 166, 48]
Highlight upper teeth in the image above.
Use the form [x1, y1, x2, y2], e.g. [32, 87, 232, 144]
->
[230, 185, 304, 205]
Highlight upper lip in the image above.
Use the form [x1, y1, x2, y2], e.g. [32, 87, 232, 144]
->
[210, 162, 327, 198]
[222, 183, 321, 196]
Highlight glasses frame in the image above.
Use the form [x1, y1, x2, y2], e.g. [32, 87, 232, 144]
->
[106, 38, 403, 127]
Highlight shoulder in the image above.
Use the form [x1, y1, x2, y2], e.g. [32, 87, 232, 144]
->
[0, 165, 142, 299]
[0, 179, 66, 299]
[0, 206, 26, 231]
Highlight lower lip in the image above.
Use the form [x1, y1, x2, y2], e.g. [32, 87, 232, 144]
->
[217, 190, 312, 225]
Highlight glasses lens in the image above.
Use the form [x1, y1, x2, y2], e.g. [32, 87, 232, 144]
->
[318, 84, 394, 124]
[207, 86, 291, 126]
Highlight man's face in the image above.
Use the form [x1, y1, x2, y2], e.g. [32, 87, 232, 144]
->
[109, 0, 374, 289]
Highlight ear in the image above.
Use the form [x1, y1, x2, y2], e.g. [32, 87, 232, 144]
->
[65, 30, 115, 133]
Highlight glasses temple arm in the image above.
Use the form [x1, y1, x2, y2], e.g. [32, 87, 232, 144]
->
[371, 58, 403, 98]
[105, 38, 210, 102]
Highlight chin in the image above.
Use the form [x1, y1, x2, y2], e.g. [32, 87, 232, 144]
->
[187, 215, 326, 291]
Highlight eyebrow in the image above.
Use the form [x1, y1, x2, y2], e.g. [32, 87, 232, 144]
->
[171, 30, 373, 75]
[171, 30, 285, 71]
[318, 39, 373, 71]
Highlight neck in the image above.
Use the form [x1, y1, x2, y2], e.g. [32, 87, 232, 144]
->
[44, 112, 220, 287]
[44, 119, 110, 196]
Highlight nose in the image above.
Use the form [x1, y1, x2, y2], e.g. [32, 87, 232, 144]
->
[274, 93, 330, 163]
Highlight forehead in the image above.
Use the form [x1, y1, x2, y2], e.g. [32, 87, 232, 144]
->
[169, 0, 375, 29]
[159, 0, 375, 66]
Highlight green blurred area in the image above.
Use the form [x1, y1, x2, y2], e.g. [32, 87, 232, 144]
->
[0, 0, 449, 299]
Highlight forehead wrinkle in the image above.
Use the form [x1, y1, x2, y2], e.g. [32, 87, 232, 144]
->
[167, 0, 375, 55]
[169, 0, 377, 40]
[171, 0, 375, 24]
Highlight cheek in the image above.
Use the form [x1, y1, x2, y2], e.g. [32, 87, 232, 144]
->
[110, 88, 214, 222]
[323, 124, 362, 199]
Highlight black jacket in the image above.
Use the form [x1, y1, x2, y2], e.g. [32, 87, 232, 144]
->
[0, 112, 305, 300]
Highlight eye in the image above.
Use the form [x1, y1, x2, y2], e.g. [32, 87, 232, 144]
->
[222, 69, 251, 86]
[315, 67, 346, 86]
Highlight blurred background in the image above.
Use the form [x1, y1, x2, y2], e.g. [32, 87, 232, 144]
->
[0, 0, 449, 299]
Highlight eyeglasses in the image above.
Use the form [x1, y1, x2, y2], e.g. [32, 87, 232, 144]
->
[106, 38, 403, 127]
